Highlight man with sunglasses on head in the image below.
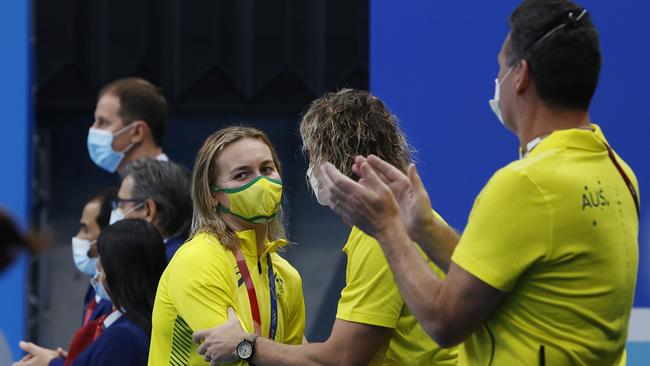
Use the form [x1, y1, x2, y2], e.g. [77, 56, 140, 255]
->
[318, 0, 639, 365]
[87, 77, 170, 175]
[111, 159, 192, 261]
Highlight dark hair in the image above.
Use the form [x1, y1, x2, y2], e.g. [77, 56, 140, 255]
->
[85, 188, 118, 230]
[99, 77, 168, 146]
[97, 219, 166, 333]
[507, 0, 601, 110]
[300, 89, 413, 180]
[123, 159, 192, 238]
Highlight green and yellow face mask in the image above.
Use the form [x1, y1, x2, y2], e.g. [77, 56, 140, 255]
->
[213, 176, 283, 224]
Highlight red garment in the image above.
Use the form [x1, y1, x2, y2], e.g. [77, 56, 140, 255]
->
[64, 313, 108, 366]
[82, 299, 97, 326]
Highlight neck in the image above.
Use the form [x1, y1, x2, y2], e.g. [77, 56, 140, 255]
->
[515, 104, 591, 152]
[117, 140, 163, 173]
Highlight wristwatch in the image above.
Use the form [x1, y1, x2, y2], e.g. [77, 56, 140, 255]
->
[236, 333, 259, 364]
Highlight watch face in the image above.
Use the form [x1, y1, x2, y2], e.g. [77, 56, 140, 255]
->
[237, 341, 253, 359]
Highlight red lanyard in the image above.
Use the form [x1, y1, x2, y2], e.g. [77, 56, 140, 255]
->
[233, 247, 279, 339]
[233, 247, 263, 335]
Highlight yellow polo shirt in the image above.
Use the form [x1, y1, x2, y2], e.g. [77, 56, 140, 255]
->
[452, 125, 639, 365]
[149, 231, 305, 366]
[337, 214, 458, 365]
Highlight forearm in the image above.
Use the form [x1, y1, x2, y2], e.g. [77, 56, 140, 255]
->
[412, 217, 460, 272]
[376, 220, 447, 343]
[254, 339, 339, 366]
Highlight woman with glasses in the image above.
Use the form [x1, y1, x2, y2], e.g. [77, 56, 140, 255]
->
[13, 219, 167, 366]
[148, 126, 306, 365]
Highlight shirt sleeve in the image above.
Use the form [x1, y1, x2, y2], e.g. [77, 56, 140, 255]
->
[167, 245, 236, 332]
[336, 229, 403, 328]
[451, 167, 552, 292]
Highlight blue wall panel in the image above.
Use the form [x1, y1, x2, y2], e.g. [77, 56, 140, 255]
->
[370, 0, 650, 361]
[0, 0, 32, 361]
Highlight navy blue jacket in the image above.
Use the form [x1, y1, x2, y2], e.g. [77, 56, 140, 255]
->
[164, 234, 186, 262]
[50, 316, 149, 366]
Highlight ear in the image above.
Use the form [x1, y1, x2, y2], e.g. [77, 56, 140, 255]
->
[212, 191, 229, 209]
[130, 121, 148, 144]
[143, 198, 157, 224]
[514, 59, 530, 95]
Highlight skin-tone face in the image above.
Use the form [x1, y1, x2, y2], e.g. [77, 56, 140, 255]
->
[76, 200, 101, 241]
[116, 175, 157, 225]
[75, 199, 101, 258]
[92, 94, 133, 151]
[212, 137, 280, 230]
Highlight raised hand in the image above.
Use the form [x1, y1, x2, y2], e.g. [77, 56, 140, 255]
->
[353, 155, 436, 244]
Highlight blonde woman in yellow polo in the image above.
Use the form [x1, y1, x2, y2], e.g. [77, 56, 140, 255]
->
[193, 90, 458, 365]
[148, 127, 305, 366]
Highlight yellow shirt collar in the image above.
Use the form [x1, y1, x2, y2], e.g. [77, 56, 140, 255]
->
[523, 123, 608, 158]
[235, 229, 287, 257]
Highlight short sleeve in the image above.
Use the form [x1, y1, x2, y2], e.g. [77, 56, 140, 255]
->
[451, 167, 552, 292]
[167, 244, 236, 331]
[336, 229, 403, 328]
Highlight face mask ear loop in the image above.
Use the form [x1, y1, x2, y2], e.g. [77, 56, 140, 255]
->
[113, 122, 139, 154]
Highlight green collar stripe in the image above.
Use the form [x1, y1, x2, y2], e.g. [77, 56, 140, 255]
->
[212, 176, 282, 193]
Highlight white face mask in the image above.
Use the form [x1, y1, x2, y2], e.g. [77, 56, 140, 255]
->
[488, 67, 514, 126]
[109, 202, 144, 225]
[90, 270, 111, 301]
[71, 237, 98, 276]
[306, 165, 328, 206]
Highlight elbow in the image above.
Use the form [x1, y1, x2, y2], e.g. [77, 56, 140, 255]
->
[424, 320, 465, 349]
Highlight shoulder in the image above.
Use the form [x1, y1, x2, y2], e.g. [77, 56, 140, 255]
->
[77, 319, 149, 366]
[481, 163, 544, 198]
[89, 319, 149, 355]
[344, 226, 379, 254]
[101, 318, 148, 343]
[168, 232, 231, 270]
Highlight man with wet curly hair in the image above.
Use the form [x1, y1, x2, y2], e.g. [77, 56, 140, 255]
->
[193, 89, 458, 365]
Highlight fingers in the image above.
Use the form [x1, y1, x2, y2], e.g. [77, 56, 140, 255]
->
[197, 341, 209, 356]
[358, 162, 390, 193]
[192, 329, 210, 345]
[320, 163, 365, 206]
[367, 155, 408, 183]
[227, 307, 238, 321]
[56, 348, 68, 358]
[407, 164, 425, 191]
[18, 341, 37, 354]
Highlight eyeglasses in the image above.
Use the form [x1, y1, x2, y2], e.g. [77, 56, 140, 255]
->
[111, 198, 145, 211]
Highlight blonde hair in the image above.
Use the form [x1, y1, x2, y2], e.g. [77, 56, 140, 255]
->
[300, 89, 413, 179]
[190, 126, 286, 249]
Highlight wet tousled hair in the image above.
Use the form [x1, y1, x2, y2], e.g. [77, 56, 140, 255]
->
[300, 89, 413, 180]
[507, 0, 601, 110]
[190, 126, 287, 249]
[97, 219, 166, 334]
[99, 77, 168, 146]
[123, 159, 192, 239]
